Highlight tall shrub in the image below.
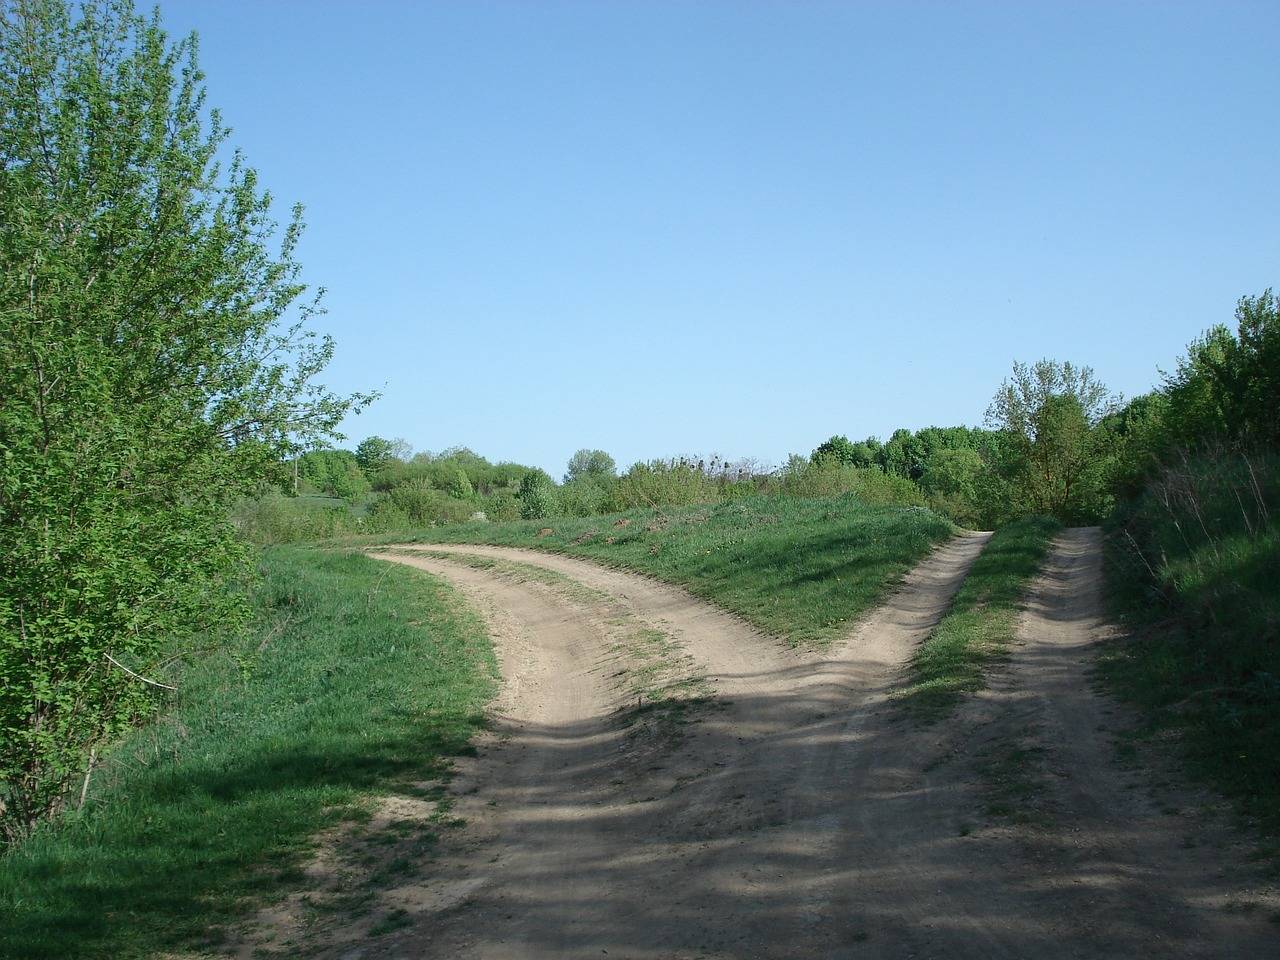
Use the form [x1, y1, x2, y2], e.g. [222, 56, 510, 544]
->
[0, 0, 366, 839]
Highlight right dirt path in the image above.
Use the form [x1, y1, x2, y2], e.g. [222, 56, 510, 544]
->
[912, 526, 1279, 959]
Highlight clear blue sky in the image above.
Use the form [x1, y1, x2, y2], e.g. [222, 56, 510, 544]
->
[160, 1, 1279, 475]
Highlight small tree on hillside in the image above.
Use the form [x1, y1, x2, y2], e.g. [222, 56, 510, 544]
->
[564, 449, 616, 484]
[355, 436, 411, 473]
[518, 471, 558, 520]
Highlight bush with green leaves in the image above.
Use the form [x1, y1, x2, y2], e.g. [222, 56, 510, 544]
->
[981, 360, 1119, 523]
[778, 458, 926, 507]
[232, 493, 362, 544]
[564, 448, 617, 484]
[559, 476, 610, 517]
[0, 1, 365, 839]
[518, 471, 559, 520]
[482, 489, 523, 522]
[607, 459, 716, 511]
[297, 449, 370, 502]
[354, 436, 411, 474]
[447, 467, 474, 500]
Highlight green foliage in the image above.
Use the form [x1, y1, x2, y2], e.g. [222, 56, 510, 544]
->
[607, 459, 717, 511]
[517, 470, 558, 520]
[920, 448, 984, 502]
[354, 436, 411, 474]
[1005, 394, 1113, 523]
[1098, 291, 1280, 833]
[986, 359, 1119, 438]
[234, 493, 364, 544]
[1161, 291, 1280, 450]
[919, 448, 993, 527]
[446, 467, 473, 500]
[877, 426, 1000, 481]
[382, 480, 471, 526]
[985, 360, 1118, 523]
[480, 489, 521, 522]
[778, 457, 926, 507]
[900, 518, 1059, 719]
[0, 0, 366, 839]
[564, 448, 617, 484]
[372, 451, 531, 497]
[409, 495, 955, 646]
[1104, 451, 1280, 828]
[812, 435, 858, 465]
[0, 547, 495, 959]
[559, 476, 611, 517]
[297, 449, 370, 502]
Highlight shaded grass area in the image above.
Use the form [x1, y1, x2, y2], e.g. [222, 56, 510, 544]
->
[0, 547, 495, 960]
[1102, 451, 1280, 836]
[374, 494, 956, 646]
[899, 517, 1060, 720]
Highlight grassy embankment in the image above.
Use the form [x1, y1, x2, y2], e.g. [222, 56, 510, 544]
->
[1102, 452, 1280, 834]
[380, 493, 958, 646]
[899, 517, 1060, 720]
[0, 548, 495, 960]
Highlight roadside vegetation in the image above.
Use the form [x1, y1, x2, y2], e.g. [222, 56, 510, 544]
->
[1099, 293, 1280, 830]
[899, 517, 1059, 720]
[0, 1, 370, 844]
[0, 547, 494, 960]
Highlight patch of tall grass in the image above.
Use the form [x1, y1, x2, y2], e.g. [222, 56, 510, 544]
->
[1103, 450, 1280, 830]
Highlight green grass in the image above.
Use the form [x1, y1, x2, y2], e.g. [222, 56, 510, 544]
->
[377, 493, 957, 646]
[0, 546, 496, 960]
[1102, 451, 1280, 835]
[899, 516, 1060, 720]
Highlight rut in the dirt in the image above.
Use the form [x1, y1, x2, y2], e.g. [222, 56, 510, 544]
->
[258, 533, 1276, 959]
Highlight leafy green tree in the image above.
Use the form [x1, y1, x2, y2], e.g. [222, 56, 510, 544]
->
[564, 448, 616, 484]
[354, 436, 411, 474]
[986, 361, 1116, 521]
[297, 449, 369, 502]
[812, 435, 858, 466]
[0, 0, 367, 838]
[1161, 291, 1280, 449]
[517, 470, 558, 520]
[446, 467, 474, 500]
[987, 359, 1118, 437]
[848, 438, 882, 468]
[920, 448, 985, 503]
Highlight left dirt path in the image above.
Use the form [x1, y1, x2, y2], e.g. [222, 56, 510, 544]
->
[339, 550, 653, 959]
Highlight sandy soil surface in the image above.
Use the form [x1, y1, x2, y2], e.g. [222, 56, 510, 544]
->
[256, 530, 1276, 959]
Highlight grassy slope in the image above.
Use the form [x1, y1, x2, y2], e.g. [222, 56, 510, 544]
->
[1101, 453, 1280, 834]
[0, 547, 495, 960]
[389, 494, 957, 646]
[899, 517, 1060, 720]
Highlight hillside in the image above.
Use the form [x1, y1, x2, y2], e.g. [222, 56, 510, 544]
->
[384, 494, 956, 645]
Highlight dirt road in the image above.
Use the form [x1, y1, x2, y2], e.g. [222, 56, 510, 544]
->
[318, 531, 1275, 958]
